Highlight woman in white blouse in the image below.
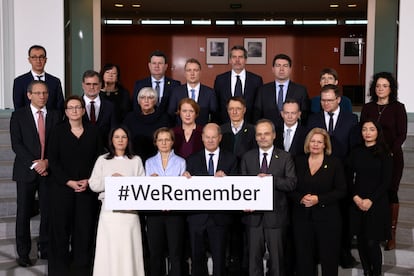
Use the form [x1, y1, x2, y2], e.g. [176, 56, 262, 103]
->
[89, 126, 145, 276]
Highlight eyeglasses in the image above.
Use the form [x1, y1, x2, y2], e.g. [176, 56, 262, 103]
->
[156, 138, 172, 143]
[66, 106, 83, 111]
[320, 98, 337, 103]
[84, 82, 100, 87]
[31, 92, 48, 96]
[139, 95, 156, 100]
[29, 56, 46, 61]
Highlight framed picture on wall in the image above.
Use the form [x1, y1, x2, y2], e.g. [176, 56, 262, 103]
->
[244, 38, 266, 64]
[206, 38, 229, 64]
[340, 38, 364, 64]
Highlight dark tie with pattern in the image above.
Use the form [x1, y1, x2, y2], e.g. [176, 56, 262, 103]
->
[37, 110, 45, 159]
[260, 152, 268, 174]
[234, 75, 242, 96]
[277, 84, 284, 111]
[328, 112, 334, 134]
[90, 101, 96, 124]
[155, 81, 161, 104]
[208, 153, 215, 176]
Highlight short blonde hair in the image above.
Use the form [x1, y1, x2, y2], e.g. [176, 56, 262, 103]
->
[137, 87, 157, 99]
[304, 127, 332, 155]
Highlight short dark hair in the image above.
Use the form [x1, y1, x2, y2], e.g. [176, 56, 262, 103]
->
[226, 96, 246, 108]
[153, 127, 175, 144]
[320, 68, 338, 80]
[255, 118, 276, 134]
[185, 58, 201, 70]
[282, 98, 300, 110]
[106, 126, 135, 160]
[272, 54, 292, 67]
[27, 80, 48, 93]
[100, 63, 124, 89]
[230, 45, 248, 59]
[64, 95, 85, 109]
[149, 50, 168, 64]
[320, 84, 342, 97]
[369, 72, 398, 103]
[28, 45, 46, 57]
[82, 70, 101, 83]
[360, 119, 390, 157]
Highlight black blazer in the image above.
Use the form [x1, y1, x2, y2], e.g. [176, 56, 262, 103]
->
[168, 84, 218, 126]
[291, 154, 346, 221]
[186, 149, 238, 226]
[10, 106, 62, 182]
[132, 76, 181, 113]
[82, 95, 116, 147]
[275, 125, 307, 157]
[253, 81, 310, 128]
[13, 72, 64, 111]
[214, 71, 263, 124]
[240, 148, 296, 228]
[307, 110, 359, 160]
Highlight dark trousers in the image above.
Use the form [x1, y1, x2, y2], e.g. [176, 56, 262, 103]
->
[48, 187, 98, 276]
[189, 217, 228, 276]
[357, 236, 382, 275]
[247, 225, 286, 276]
[16, 176, 48, 258]
[147, 214, 185, 276]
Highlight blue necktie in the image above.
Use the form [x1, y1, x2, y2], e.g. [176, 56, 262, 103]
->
[277, 84, 284, 111]
[191, 89, 196, 100]
[208, 153, 215, 176]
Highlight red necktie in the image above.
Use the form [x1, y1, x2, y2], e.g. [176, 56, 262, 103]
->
[37, 110, 45, 159]
[260, 152, 268, 173]
[90, 101, 96, 124]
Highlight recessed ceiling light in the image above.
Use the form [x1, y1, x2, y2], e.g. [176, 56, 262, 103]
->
[132, 4, 141, 8]
[114, 4, 124, 8]
[330, 4, 339, 8]
[348, 4, 357, 8]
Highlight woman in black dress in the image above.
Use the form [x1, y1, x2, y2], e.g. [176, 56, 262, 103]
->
[347, 120, 392, 276]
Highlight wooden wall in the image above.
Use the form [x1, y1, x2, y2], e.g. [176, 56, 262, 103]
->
[102, 25, 366, 98]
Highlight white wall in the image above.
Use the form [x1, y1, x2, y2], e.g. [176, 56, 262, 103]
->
[398, 0, 414, 113]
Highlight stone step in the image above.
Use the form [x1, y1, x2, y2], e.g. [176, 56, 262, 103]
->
[0, 217, 39, 240]
[0, 179, 16, 198]
[0, 199, 16, 218]
[399, 183, 414, 201]
[0, 131, 10, 145]
[0, 260, 47, 276]
[399, 201, 414, 224]
[396, 220, 414, 246]
[0, 162, 13, 179]
[0, 118, 10, 131]
[338, 264, 414, 275]
[0, 145, 14, 162]
[401, 166, 414, 185]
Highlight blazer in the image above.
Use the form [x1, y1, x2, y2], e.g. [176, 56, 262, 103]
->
[240, 148, 296, 228]
[253, 81, 310, 128]
[168, 84, 218, 126]
[186, 149, 238, 226]
[307, 109, 359, 160]
[82, 95, 116, 147]
[275, 125, 307, 157]
[291, 154, 346, 221]
[132, 76, 181, 113]
[13, 72, 64, 111]
[214, 71, 263, 124]
[10, 106, 62, 182]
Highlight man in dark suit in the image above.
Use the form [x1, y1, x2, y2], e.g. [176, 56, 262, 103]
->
[240, 119, 296, 276]
[10, 80, 62, 267]
[219, 96, 256, 276]
[81, 70, 115, 148]
[13, 45, 64, 111]
[253, 53, 309, 128]
[168, 58, 217, 126]
[275, 99, 306, 157]
[184, 123, 237, 276]
[307, 84, 359, 268]
[214, 45, 263, 124]
[132, 50, 180, 113]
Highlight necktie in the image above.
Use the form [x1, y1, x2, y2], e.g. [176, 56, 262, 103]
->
[155, 81, 161, 104]
[284, 128, 292, 151]
[328, 112, 334, 134]
[260, 152, 268, 174]
[277, 84, 284, 111]
[191, 89, 196, 100]
[234, 75, 242, 96]
[90, 101, 96, 124]
[208, 153, 215, 176]
[36, 75, 42, 81]
[37, 110, 45, 159]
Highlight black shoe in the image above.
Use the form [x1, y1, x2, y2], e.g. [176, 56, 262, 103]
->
[340, 256, 359, 268]
[17, 257, 33, 267]
[38, 250, 48, 260]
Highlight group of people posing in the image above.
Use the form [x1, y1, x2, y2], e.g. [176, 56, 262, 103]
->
[10, 44, 407, 276]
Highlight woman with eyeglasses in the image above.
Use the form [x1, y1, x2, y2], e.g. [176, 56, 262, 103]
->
[47, 95, 104, 276]
[123, 87, 171, 163]
[144, 127, 186, 276]
[360, 72, 407, 250]
[99, 63, 131, 124]
[89, 126, 145, 276]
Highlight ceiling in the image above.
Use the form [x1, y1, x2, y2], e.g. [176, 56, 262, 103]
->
[101, 0, 368, 21]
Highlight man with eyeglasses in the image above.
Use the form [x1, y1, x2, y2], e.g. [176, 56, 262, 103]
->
[254, 53, 310, 129]
[81, 70, 116, 149]
[13, 45, 64, 111]
[10, 80, 62, 267]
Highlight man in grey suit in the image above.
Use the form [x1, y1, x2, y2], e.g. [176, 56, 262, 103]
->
[241, 119, 296, 276]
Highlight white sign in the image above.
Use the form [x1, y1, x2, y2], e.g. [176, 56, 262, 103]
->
[105, 176, 273, 211]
